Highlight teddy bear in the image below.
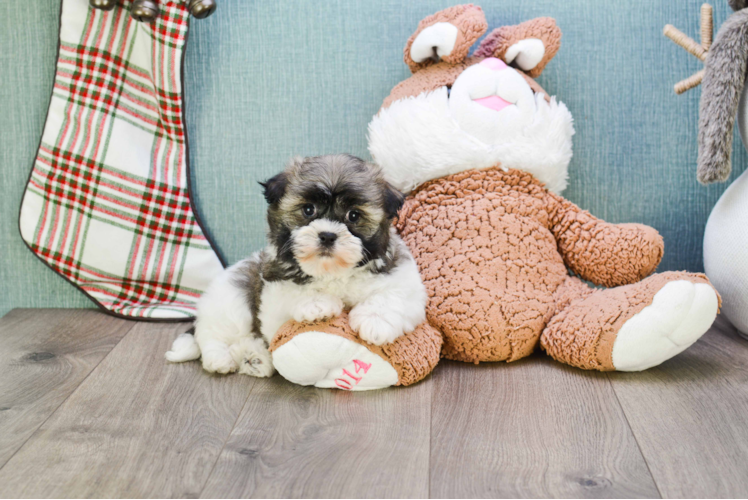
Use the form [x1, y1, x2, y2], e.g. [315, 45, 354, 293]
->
[270, 4, 721, 390]
[89, 0, 215, 23]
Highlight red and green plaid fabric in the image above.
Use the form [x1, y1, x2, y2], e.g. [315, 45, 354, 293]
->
[19, 0, 225, 320]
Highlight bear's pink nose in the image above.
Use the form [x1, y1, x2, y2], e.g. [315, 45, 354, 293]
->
[480, 57, 508, 71]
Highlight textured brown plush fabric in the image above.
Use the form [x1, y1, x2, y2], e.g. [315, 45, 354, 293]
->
[474, 17, 562, 78]
[541, 272, 716, 370]
[382, 58, 475, 110]
[395, 166, 676, 365]
[549, 198, 664, 288]
[396, 167, 566, 363]
[270, 312, 443, 386]
[382, 10, 559, 111]
[380, 57, 550, 111]
[370, 6, 719, 373]
[403, 4, 488, 73]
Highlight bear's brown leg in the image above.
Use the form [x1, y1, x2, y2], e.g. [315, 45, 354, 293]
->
[270, 312, 442, 390]
[548, 275, 596, 317]
[541, 272, 719, 371]
[400, 193, 571, 365]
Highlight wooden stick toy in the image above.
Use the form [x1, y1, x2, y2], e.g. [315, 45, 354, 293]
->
[664, 3, 713, 94]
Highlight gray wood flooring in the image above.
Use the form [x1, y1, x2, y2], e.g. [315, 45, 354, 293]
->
[0, 309, 746, 498]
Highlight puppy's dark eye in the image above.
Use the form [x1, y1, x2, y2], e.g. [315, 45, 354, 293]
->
[346, 210, 361, 223]
[302, 204, 316, 218]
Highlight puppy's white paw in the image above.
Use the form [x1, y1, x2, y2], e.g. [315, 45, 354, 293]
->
[350, 305, 403, 345]
[230, 337, 275, 378]
[293, 295, 344, 323]
[201, 344, 238, 374]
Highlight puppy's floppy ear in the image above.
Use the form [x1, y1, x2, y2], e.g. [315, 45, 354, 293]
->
[259, 172, 288, 205]
[383, 183, 406, 219]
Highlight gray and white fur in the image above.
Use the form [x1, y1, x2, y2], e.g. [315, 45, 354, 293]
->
[698, 2, 748, 337]
[698, 1, 748, 183]
[165, 155, 427, 377]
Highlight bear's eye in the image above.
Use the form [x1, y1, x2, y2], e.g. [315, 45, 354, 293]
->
[346, 210, 361, 223]
[302, 204, 316, 218]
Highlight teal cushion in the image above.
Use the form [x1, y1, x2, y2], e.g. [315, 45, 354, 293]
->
[1, 0, 744, 315]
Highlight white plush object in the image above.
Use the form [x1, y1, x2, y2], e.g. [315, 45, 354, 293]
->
[704, 168, 748, 335]
[368, 86, 574, 194]
[448, 60, 538, 145]
[612, 280, 719, 371]
[702, 85, 748, 337]
[272, 331, 399, 390]
[409, 22, 458, 63]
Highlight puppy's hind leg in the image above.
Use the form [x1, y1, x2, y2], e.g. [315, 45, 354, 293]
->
[230, 337, 274, 378]
[165, 327, 202, 362]
[193, 257, 258, 374]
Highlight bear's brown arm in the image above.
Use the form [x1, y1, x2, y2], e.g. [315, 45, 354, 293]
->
[546, 193, 664, 288]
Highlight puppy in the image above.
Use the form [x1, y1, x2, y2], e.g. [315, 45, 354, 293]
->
[166, 154, 428, 377]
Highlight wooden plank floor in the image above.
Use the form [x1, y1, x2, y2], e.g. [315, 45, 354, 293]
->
[0, 309, 746, 498]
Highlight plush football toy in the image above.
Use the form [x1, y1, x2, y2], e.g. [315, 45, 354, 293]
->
[273, 4, 721, 390]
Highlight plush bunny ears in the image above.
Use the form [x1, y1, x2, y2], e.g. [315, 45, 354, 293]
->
[404, 5, 488, 72]
[474, 17, 562, 78]
[403, 4, 562, 78]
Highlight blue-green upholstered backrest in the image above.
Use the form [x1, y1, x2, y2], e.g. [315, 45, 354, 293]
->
[1, 0, 744, 315]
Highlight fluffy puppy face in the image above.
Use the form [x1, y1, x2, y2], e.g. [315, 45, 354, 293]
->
[261, 155, 405, 279]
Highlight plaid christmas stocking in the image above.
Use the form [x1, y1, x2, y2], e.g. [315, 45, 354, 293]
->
[19, 0, 225, 320]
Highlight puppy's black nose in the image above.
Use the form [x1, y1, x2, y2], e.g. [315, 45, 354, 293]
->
[318, 232, 337, 247]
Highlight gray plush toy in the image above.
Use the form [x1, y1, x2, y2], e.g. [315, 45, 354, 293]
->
[666, 2, 748, 336]
[698, 0, 748, 183]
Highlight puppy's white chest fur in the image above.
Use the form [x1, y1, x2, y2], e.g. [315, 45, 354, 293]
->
[258, 261, 404, 343]
[167, 154, 428, 378]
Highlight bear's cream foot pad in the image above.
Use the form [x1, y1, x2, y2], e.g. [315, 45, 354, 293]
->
[612, 279, 719, 371]
[270, 312, 442, 391]
[541, 272, 720, 372]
